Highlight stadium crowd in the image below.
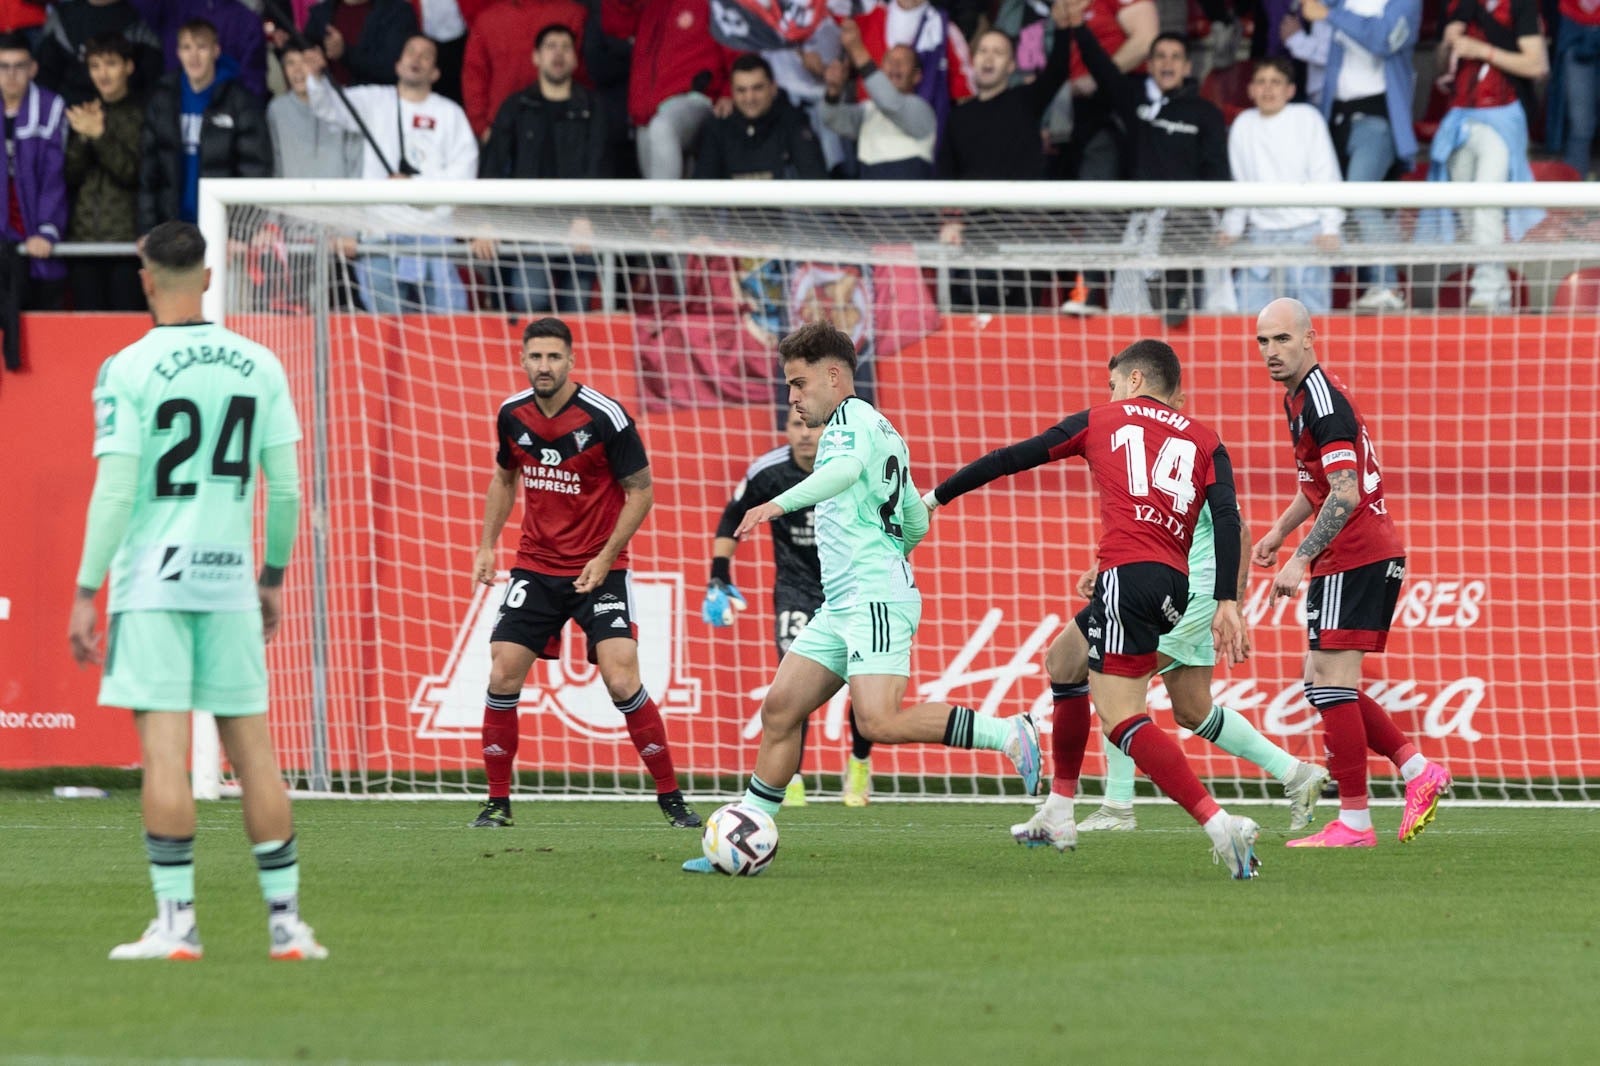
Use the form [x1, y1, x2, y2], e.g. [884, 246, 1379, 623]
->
[0, 0, 1583, 315]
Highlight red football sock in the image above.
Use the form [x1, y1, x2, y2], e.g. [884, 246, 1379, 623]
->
[1357, 692, 1418, 768]
[481, 701, 520, 800]
[1049, 684, 1092, 799]
[1108, 714, 1220, 825]
[619, 688, 679, 794]
[1319, 697, 1370, 811]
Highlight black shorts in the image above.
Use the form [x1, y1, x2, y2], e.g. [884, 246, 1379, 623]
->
[490, 568, 637, 665]
[1075, 562, 1188, 678]
[774, 588, 822, 658]
[1308, 556, 1405, 653]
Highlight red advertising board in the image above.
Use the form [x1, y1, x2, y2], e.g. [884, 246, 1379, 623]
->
[3, 312, 1595, 789]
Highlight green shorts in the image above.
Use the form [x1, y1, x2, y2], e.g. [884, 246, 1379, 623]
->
[101, 610, 268, 716]
[1158, 588, 1217, 671]
[787, 600, 921, 679]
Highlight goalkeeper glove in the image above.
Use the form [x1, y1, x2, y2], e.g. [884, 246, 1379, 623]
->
[701, 578, 747, 627]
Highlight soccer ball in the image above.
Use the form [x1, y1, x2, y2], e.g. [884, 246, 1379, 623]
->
[701, 803, 779, 876]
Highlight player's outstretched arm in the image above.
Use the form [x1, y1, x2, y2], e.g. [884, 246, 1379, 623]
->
[739, 456, 863, 539]
[69, 453, 139, 666]
[474, 465, 517, 585]
[926, 416, 1082, 510]
[577, 465, 654, 594]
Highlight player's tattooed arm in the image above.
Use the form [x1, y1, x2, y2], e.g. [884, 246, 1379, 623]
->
[619, 467, 653, 492]
[1294, 469, 1358, 563]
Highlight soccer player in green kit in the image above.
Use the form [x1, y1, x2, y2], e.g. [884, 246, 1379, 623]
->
[682, 321, 1043, 873]
[68, 221, 324, 960]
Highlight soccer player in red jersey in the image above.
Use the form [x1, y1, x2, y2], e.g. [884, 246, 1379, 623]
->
[1252, 298, 1451, 847]
[469, 317, 699, 830]
[926, 340, 1263, 879]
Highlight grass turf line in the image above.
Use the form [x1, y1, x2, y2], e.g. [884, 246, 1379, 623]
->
[2, 795, 1596, 1065]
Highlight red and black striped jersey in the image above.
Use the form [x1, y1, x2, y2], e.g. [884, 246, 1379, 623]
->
[934, 396, 1242, 600]
[495, 383, 648, 576]
[1285, 365, 1404, 576]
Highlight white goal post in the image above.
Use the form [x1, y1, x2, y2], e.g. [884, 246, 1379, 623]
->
[194, 177, 1600, 803]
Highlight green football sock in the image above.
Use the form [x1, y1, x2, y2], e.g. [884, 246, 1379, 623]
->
[1102, 740, 1138, 806]
[145, 832, 195, 904]
[253, 836, 300, 907]
[743, 775, 785, 818]
[1196, 705, 1297, 781]
[969, 713, 1013, 752]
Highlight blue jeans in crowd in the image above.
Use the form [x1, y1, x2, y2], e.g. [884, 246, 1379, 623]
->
[356, 247, 469, 315]
[499, 255, 598, 315]
[1234, 222, 1331, 315]
[1344, 112, 1399, 290]
[1559, 18, 1600, 176]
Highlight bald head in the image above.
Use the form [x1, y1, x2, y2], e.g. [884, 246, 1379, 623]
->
[1260, 297, 1312, 334]
[1255, 297, 1317, 389]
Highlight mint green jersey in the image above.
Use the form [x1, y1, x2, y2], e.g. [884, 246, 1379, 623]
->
[1189, 501, 1216, 592]
[813, 396, 924, 609]
[92, 323, 301, 613]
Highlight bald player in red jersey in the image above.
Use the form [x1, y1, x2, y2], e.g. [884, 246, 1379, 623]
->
[926, 339, 1262, 879]
[469, 316, 699, 831]
[1252, 297, 1451, 848]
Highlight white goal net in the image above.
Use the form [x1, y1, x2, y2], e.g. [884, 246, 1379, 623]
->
[203, 178, 1599, 803]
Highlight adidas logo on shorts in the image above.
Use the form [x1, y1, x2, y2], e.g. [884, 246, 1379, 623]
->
[611, 617, 627, 629]
[849, 650, 863, 663]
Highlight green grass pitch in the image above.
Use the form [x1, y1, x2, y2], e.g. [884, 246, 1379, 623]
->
[2, 794, 1597, 1065]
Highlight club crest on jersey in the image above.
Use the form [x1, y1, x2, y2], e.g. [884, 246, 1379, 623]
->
[573, 428, 591, 451]
[821, 427, 855, 450]
[409, 572, 701, 739]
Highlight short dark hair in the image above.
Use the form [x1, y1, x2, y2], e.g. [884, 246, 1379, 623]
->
[177, 18, 219, 45]
[404, 34, 439, 61]
[885, 44, 922, 74]
[1108, 339, 1181, 395]
[1252, 56, 1294, 82]
[522, 316, 573, 348]
[731, 53, 774, 82]
[141, 221, 207, 272]
[0, 31, 32, 57]
[1150, 33, 1189, 58]
[974, 28, 1015, 57]
[84, 33, 137, 64]
[535, 23, 576, 50]
[778, 321, 858, 373]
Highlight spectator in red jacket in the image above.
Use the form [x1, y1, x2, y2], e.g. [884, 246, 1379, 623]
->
[462, 0, 586, 140]
[601, 0, 734, 179]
